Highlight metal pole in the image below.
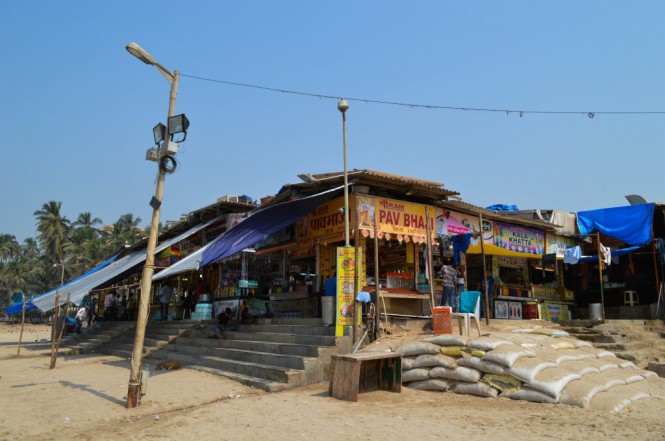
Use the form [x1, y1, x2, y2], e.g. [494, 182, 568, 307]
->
[338, 99, 350, 247]
[126, 70, 180, 409]
[425, 207, 436, 314]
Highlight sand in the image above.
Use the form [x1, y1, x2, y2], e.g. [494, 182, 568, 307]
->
[1, 322, 665, 441]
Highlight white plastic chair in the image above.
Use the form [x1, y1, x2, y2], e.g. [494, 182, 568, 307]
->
[451, 291, 481, 337]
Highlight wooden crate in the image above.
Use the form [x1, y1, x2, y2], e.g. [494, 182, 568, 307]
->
[329, 352, 402, 402]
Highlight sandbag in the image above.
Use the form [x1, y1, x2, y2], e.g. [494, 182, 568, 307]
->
[396, 341, 441, 356]
[468, 336, 513, 351]
[482, 344, 536, 367]
[577, 346, 617, 359]
[528, 328, 570, 337]
[405, 379, 449, 392]
[588, 383, 652, 413]
[413, 353, 458, 369]
[481, 373, 522, 393]
[550, 341, 576, 350]
[559, 368, 639, 408]
[430, 365, 482, 383]
[463, 348, 486, 358]
[422, 335, 469, 346]
[448, 381, 499, 398]
[507, 357, 557, 383]
[528, 348, 579, 366]
[554, 337, 593, 348]
[440, 346, 465, 357]
[457, 353, 507, 375]
[504, 385, 559, 404]
[401, 368, 430, 382]
[558, 359, 601, 377]
[527, 366, 582, 398]
[402, 356, 417, 370]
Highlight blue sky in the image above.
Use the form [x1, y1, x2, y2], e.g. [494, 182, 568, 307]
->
[2, 2, 664, 243]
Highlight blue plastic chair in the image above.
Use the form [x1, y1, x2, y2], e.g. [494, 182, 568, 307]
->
[451, 291, 481, 337]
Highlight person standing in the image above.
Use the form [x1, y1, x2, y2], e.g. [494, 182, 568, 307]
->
[455, 264, 466, 312]
[103, 291, 118, 321]
[158, 282, 175, 321]
[75, 306, 87, 334]
[439, 263, 456, 310]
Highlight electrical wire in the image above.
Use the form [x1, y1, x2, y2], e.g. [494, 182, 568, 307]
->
[181, 73, 665, 117]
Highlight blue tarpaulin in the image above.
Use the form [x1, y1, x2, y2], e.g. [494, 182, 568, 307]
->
[577, 203, 655, 246]
[577, 245, 642, 263]
[200, 186, 345, 267]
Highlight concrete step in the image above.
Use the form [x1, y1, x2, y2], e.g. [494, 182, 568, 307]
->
[184, 365, 293, 392]
[147, 350, 305, 386]
[240, 323, 335, 336]
[163, 342, 317, 371]
[177, 336, 335, 358]
[224, 330, 337, 346]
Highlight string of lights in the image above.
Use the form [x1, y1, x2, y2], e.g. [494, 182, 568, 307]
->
[181, 73, 665, 117]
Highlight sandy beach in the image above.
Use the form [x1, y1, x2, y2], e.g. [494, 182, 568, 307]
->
[1, 322, 665, 441]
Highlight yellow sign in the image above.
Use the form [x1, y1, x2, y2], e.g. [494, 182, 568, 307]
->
[307, 198, 347, 238]
[356, 195, 434, 240]
[336, 246, 362, 336]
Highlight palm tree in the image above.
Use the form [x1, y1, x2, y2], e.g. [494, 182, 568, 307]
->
[21, 238, 40, 260]
[0, 234, 20, 262]
[33, 201, 71, 263]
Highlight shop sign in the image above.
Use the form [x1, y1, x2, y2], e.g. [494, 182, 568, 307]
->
[494, 222, 544, 255]
[307, 198, 346, 238]
[496, 256, 527, 268]
[357, 195, 434, 240]
[336, 246, 362, 336]
[435, 208, 481, 236]
[538, 303, 569, 322]
[546, 234, 579, 258]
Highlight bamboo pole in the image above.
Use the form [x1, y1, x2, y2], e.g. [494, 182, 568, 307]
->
[373, 209, 388, 335]
[425, 207, 436, 315]
[478, 213, 490, 325]
[51, 294, 70, 369]
[16, 301, 26, 357]
[353, 197, 360, 346]
[49, 292, 60, 369]
[597, 232, 606, 322]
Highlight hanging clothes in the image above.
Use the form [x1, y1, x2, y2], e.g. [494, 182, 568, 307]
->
[451, 233, 473, 266]
[599, 243, 612, 266]
[563, 246, 581, 264]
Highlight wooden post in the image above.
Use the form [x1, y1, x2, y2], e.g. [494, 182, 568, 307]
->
[353, 197, 360, 346]
[425, 207, 436, 314]
[17, 301, 26, 357]
[373, 208, 382, 336]
[52, 294, 70, 369]
[479, 213, 490, 325]
[49, 292, 60, 369]
[597, 233, 606, 322]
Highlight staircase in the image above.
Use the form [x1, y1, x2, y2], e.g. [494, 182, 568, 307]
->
[560, 319, 665, 371]
[146, 318, 352, 392]
[62, 320, 194, 358]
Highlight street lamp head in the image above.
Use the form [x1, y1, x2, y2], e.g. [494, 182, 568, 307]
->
[153, 122, 166, 145]
[126, 42, 156, 65]
[167, 113, 190, 142]
[337, 99, 349, 113]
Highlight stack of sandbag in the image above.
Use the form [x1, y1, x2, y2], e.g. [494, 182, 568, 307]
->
[394, 329, 665, 411]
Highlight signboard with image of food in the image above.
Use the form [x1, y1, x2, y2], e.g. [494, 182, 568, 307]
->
[336, 246, 362, 336]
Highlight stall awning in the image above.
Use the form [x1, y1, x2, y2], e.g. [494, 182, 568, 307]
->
[152, 242, 212, 282]
[577, 203, 655, 246]
[30, 216, 224, 312]
[4, 252, 120, 315]
[200, 186, 344, 267]
[466, 243, 542, 259]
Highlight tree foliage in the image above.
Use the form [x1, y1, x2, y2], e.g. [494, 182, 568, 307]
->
[0, 202, 147, 309]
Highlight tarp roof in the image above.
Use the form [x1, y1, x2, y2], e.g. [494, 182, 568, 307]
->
[577, 203, 655, 246]
[28, 216, 225, 312]
[152, 241, 213, 282]
[200, 186, 344, 267]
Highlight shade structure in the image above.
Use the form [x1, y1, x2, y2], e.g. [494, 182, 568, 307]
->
[577, 203, 654, 246]
[29, 216, 225, 312]
[200, 186, 345, 267]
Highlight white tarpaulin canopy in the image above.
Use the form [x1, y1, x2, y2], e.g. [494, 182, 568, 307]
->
[31, 216, 225, 312]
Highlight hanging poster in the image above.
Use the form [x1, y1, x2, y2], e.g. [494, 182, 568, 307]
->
[546, 234, 580, 258]
[336, 246, 358, 336]
[508, 302, 522, 320]
[494, 222, 544, 255]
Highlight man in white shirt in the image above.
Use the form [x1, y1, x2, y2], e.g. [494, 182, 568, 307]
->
[75, 306, 87, 334]
[158, 283, 175, 320]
